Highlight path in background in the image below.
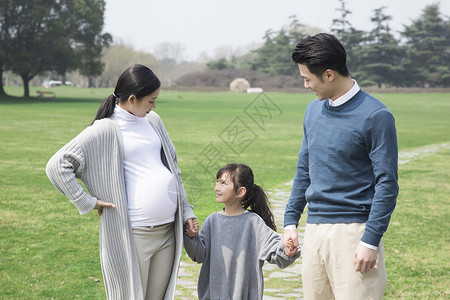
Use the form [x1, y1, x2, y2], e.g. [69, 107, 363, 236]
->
[175, 142, 450, 299]
[263, 180, 304, 299]
[175, 180, 304, 300]
[398, 142, 450, 165]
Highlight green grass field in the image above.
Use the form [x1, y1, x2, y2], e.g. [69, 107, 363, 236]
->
[1, 86, 449, 299]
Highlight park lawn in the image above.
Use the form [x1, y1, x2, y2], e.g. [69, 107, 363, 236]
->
[384, 150, 450, 299]
[1, 86, 449, 299]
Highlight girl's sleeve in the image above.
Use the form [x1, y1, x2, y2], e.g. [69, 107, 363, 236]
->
[183, 235, 206, 264]
[46, 140, 97, 215]
[259, 227, 300, 269]
[183, 218, 209, 264]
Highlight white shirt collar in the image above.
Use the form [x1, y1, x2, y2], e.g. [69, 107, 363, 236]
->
[329, 80, 360, 107]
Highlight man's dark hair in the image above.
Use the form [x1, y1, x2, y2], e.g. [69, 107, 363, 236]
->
[292, 33, 349, 78]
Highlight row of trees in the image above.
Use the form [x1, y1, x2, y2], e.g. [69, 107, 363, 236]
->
[334, 2, 449, 87]
[207, 2, 450, 88]
[1, 1, 449, 97]
[93, 42, 204, 88]
[0, 0, 111, 97]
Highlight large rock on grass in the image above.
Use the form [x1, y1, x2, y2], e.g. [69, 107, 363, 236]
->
[229, 78, 250, 92]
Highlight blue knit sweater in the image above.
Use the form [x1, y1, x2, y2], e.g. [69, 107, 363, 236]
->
[284, 90, 399, 246]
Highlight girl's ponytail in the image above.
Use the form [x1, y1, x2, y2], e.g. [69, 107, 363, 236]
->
[244, 184, 277, 231]
[217, 163, 277, 231]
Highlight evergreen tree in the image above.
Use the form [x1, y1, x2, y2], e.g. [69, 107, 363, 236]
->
[402, 4, 450, 87]
[248, 16, 308, 76]
[248, 29, 279, 75]
[354, 7, 404, 87]
[331, 0, 364, 72]
[287, 15, 306, 48]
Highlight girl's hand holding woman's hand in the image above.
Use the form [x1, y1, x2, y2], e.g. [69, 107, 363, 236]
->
[94, 200, 116, 216]
[185, 218, 199, 237]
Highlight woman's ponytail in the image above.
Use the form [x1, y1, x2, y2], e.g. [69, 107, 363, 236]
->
[91, 64, 161, 125]
[91, 94, 117, 125]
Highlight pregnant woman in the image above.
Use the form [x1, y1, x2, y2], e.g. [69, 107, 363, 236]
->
[46, 64, 198, 300]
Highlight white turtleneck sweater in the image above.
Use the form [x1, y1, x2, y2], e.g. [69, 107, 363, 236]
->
[112, 105, 177, 227]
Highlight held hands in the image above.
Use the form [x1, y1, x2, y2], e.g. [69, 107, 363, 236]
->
[354, 244, 378, 273]
[94, 200, 116, 216]
[285, 238, 300, 256]
[283, 229, 300, 256]
[185, 218, 199, 237]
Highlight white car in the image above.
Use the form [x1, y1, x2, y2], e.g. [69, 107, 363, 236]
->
[43, 80, 74, 87]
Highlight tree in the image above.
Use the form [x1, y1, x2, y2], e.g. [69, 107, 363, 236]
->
[0, 1, 9, 97]
[402, 4, 450, 87]
[331, 0, 365, 72]
[0, 0, 110, 96]
[96, 42, 159, 87]
[287, 15, 307, 46]
[354, 7, 404, 87]
[154, 42, 186, 63]
[153, 42, 187, 86]
[0, 0, 65, 97]
[247, 16, 320, 76]
[66, 0, 111, 88]
[0, 61, 5, 97]
[207, 58, 236, 70]
[249, 28, 298, 76]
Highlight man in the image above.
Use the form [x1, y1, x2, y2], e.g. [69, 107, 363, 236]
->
[283, 33, 399, 300]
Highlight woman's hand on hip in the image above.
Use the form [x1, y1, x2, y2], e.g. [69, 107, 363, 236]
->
[94, 200, 116, 216]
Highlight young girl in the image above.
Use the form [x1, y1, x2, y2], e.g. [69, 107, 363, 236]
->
[183, 163, 300, 299]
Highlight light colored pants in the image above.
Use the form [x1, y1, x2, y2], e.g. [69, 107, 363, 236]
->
[302, 223, 387, 300]
[132, 223, 175, 300]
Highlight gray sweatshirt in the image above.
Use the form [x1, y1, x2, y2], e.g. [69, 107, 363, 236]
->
[184, 211, 300, 300]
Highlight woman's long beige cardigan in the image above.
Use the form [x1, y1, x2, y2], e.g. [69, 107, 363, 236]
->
[46, 111, 195, 299]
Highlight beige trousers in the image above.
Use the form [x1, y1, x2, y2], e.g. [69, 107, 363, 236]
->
[302, 223, 387, 300]
[132, 223, 175, 300]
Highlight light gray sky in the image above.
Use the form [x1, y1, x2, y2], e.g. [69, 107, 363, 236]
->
[103, 0, 449, 61]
